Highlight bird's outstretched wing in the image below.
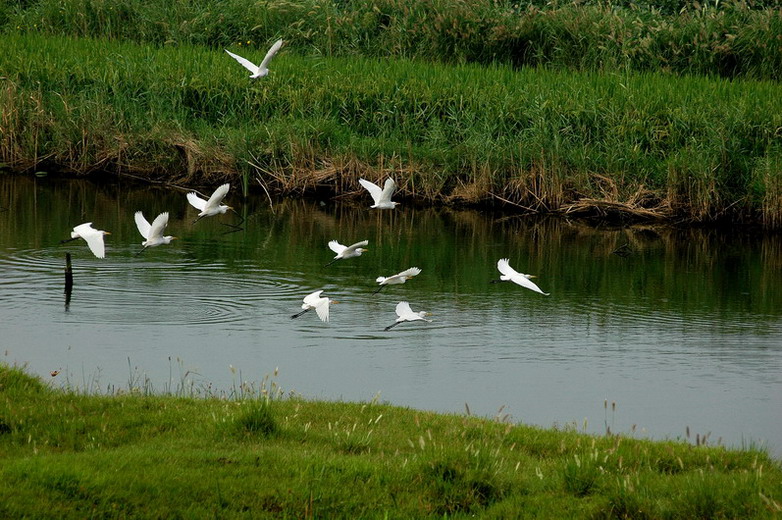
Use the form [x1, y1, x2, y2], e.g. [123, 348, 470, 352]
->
[314, 299, 330, 323]
[380, 178, 397, 202]
[259, 39, 283, 70]
[148, 212, 169, 240]
[134, 211, 151, 239]
[81, 227, 106, 258]
[328, 240, 346, 255]
[513, 275, 550, 296]
[72, 222, 94, 237]
[395, 301, 414, 319]
[497, 258, 519, 278]
[205, 183, 230, 210]
[358, 178, 382, 205]
[186, 192, 207, 211]
[224, 49, 259, 74]
[345, 240, 369, 253]
[397, 267, 421, 278]
[303, 290, 324, 307]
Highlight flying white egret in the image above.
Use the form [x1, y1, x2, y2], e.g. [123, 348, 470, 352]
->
[492, 258, 550, 296]
[134, 211, 176, 253]
[186, 183, 235, 223]
[61, 223, 110, 259]
[374, 267, 421, 294]
[325, 239, 369, 267]
[224, 39, 283, 79]
[358, 178, 399, 209]
[291, 290, 337, 322]
[384, 301, 432, 331]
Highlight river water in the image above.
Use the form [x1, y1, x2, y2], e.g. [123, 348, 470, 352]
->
[1, 174, 780, 455]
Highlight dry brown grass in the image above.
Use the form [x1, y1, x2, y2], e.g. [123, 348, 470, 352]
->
[557, 174, 674, 223]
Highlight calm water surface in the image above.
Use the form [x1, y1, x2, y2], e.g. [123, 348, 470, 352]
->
[1, 175, 781, 455]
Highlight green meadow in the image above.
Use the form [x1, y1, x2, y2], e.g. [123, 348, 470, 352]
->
[2, 364, 781, 518]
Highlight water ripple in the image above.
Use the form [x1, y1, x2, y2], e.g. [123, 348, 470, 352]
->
[0, 246, 306, 327]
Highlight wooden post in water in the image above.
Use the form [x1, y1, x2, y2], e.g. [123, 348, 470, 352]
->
[64, 253, 73, 309]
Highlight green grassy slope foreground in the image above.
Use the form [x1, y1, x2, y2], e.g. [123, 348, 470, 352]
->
[2, 34, 781, 226]
[1, 364, 781, 518]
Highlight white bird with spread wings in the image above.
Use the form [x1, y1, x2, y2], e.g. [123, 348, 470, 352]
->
[225, 39, 284, 79]
[186, 183, 233, 223]
[291, 290, 337, 323]
[358, 178, 399, 209]
[384, 301, 432, 331]
[493, 258, 550, 295]
[374, 267, 421, 294]
[326, 239, 369, 267]
[64, 223, 110, 259]
[134, 211, 176, 251]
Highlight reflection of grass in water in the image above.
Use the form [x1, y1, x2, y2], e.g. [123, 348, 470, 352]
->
[1, 172, 781, 319]
[2, 32, 782, 225]
[2, 363, 780, 518]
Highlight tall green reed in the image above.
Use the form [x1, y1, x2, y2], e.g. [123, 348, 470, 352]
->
[5, 0, 782, 79]
[2, 33, 782, 224]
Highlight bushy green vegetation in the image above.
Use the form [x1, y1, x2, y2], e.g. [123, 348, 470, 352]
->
[1, 1, 781, 226]
[2, 33, 781, 225]
[3, 0, 782, 80]
[1, 364, 780, 518]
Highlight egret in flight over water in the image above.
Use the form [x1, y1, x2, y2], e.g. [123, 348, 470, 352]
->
[326, 239, 369, 267]
[291, 290, 337, 323]
[374, 267, 421, 294]
[384, 301, 432, 331]
[62, 223, 110, 259]
[492, 258, 550, 295]
[187, 183, 235, 223]
[358, 178, 399, 209]
[225, 39, 283, 79]
[134, 211, 176, 253]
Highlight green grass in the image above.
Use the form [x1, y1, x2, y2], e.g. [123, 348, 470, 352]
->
[2, 33, 782, 226]
[3, 0, 782, 80]
[2, 363, 782, 518]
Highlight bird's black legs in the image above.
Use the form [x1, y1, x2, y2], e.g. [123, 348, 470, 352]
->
[384, 322, 400, 332]
[372, 285, 386, 295]
[291, 308, 311, 319]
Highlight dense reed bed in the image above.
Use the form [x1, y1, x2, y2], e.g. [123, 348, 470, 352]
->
[2, 33, 781, 225]
[3, 0, 781, 80]
[2, 363, 780, 518]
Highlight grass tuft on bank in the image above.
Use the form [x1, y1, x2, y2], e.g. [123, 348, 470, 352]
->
[1, 363, 781, 518]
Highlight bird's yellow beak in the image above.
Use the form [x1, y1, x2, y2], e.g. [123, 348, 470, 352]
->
[105, 231, 112, 235]
[331, 300, 340, 305]
[172, 237, 179, 240]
